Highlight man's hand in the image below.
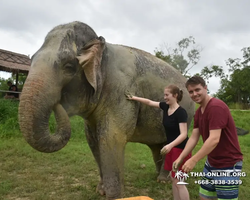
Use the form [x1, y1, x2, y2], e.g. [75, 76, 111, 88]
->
[181, 158, 197, 173]
[125, 90, 133, 100]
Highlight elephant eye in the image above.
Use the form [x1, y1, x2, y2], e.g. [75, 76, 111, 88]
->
[63, 63, 76, 76]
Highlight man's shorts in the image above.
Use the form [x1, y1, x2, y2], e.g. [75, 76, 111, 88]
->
[164, 147, 191, 178]
[199, 160, 243, 200]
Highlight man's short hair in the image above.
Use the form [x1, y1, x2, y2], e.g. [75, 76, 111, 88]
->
[7, 81, 12, 84]
[185, 75, 206, 88]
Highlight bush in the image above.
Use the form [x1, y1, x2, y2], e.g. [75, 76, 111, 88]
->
[0, 99, 20, 138]
[228, 102, 250, 110]
[49, 114, 85, 139]
[0, 99, 85, 139]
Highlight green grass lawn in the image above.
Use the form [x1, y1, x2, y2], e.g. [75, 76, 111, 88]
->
[0, 135, 249, 200]
[0, 99, 249, 200]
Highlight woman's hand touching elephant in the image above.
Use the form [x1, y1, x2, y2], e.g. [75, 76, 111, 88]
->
[125, 90, 134, 100]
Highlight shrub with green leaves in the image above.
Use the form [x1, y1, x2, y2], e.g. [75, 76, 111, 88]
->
[0, 99, 85, 139]
[0, 99, 20, 138]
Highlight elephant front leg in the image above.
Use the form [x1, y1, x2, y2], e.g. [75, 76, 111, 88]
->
[99, 136, 126, 199]
[85, 121, 128, 199]
[85, 125, 106, 196]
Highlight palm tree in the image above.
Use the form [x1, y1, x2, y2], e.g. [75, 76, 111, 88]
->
[174, 170, 183, 181]
[183, 172, 189, 181]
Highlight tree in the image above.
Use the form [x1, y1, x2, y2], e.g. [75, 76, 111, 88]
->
[214, 47, 250, 108]
[0, 77, 9, 98]
[154, 38, 249, 108]
[14, 73, 27, 91]
[197, 65, 226, 84]
[0, 73, 27, 98]
[154, 36, 202, 76]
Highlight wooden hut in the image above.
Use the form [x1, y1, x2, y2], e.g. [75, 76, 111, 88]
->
[0, 48, 31, 88]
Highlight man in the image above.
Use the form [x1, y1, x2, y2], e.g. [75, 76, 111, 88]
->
[173, 76, 243, 200]
[4, 81, 19, 99]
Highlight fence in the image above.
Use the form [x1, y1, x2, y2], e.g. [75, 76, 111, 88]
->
[0, 89, 22, 99]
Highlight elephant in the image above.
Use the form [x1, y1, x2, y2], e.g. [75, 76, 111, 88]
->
[18, 21, 195, 199]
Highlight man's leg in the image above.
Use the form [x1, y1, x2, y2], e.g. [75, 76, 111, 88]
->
[199, 161, 217, 200]
[200, 196, 217, 200]
[213, 161, 243, 200]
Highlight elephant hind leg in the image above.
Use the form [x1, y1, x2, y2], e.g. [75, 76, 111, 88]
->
[156, 162, 171, 183]
[147, 143, 164, 173]
[147, 144, 170, 183]
[96, 179, 105, 196]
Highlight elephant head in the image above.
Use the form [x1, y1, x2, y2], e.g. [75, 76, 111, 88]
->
[18, 21, 106, 153]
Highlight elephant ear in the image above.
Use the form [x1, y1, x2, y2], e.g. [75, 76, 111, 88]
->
[77, 36, 105, 92]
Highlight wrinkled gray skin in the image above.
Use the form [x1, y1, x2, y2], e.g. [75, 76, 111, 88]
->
[18, 21, 195, 199]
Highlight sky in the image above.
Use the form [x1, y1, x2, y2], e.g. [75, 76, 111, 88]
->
[0, 0, 249, 94]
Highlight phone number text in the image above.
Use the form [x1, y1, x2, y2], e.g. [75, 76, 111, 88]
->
[194, 180, 242, 185]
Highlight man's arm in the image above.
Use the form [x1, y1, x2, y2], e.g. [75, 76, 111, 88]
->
[189, 129, 221, 163]
[172, 128, 200, 171]
[181, 129, 221, 172]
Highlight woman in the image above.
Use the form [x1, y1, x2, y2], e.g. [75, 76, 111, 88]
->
[126, 85, 191, 200]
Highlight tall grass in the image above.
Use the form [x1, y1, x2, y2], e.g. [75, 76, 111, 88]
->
[0, 99, 20, 138]
[0, 99, 85, 139]
[0, 99, 249, 200]
[228, 102, 250, 110]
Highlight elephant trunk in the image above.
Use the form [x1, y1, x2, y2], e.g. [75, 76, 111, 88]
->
[18, 73, 71, 153]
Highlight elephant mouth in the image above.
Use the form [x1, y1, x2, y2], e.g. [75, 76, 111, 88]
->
[61, 92, 70, 108]
[60, 91, 78, 117]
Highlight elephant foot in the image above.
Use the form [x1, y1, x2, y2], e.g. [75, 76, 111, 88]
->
[96, 181, 106, 196]
[96, 179, 122, 199]
[96, 185, 117, 200]
[157, 170, 171, 183]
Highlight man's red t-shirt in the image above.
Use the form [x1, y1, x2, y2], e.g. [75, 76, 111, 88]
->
[194, 98, 243, 168]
